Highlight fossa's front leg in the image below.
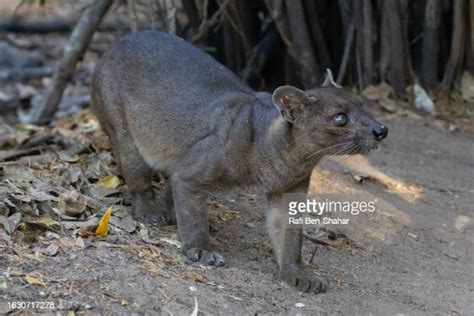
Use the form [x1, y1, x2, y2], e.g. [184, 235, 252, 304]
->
[266, 180, 327, 293]
[170, 175, 224, 267]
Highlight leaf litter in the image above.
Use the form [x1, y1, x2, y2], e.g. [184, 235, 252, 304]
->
[0, 109, 230, 312]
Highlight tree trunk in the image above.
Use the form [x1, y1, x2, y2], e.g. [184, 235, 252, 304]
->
[240, 25, 281, 86]
[337, 20, 355, 85]
[354, 0, 373, 89]
[466, 0, 474, 73]
[284, 0, 322, 87]
[236, 1, 261, 50]
[303, 0, 332, 71]
[33, 0, 113, 123]
[421, 0, 442, 89]
[338, 0, 352, 35]
[380, 0, 412, 95]
[441, 0, 465, 91]
[182, 0, 200, 32]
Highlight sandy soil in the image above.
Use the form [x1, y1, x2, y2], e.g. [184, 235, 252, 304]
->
[1, 118, 473, 315]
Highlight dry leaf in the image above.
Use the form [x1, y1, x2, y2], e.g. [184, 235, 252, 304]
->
[362, 83, 394, 101]
[95, 206, 113, 237]
[75, 236, 85, 248]
[0, 213, 22, 234]
[183, 271, 207, 283]
[23, 215, 60, 228]
[79, 111, 100, 132]
[461, 71, 474, 102]
[40, 243, 59, 256]
[379, 97, 399, 113]
[414, 84, 436, 114]
[58, 190, 87, 217]
[24, 273, 45, 287]
[159, 237, 182, 249]
[218, 210, 240, 222]
[97, 175, 121, 189]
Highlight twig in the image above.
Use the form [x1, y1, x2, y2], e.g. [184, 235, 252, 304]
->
[336, 20, 354, 85]
[240, 24, 280, 83]
[148, 0, 158, 30]
[303, 233, 331, 246]
[164, 0, 176, 35]
[309, 245, 318, 263]
[127, 0, 138, 32]
[192, 0, 231, 43]
[32, 0, 113, 123]
[0, 66, 54, 82]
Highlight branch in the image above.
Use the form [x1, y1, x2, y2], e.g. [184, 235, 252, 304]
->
[127, 0, 138, 32]
[191, 0, 231, 43]
[32, 0, 113, 123]
[336, 20, 354, 85]
[240, 24, 281, 84]
[0, 19, 128, 33]
[0, 67, 54, 82]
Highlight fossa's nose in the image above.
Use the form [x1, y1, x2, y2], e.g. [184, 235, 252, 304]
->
[373, 125, 388, 141]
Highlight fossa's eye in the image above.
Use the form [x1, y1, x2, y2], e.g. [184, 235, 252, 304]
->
[333, 113, 348, 127]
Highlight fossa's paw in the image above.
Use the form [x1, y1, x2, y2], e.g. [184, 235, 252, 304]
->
[280, 264, 327, 293]
[132, 211, 166, 225]
[186, 247, 225, 267]
[132, 198, 170, 225]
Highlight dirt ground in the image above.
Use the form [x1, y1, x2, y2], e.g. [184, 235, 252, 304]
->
[1, 116, 473, 315]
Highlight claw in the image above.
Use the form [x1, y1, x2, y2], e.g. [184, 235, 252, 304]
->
[185, 248, 225, 267]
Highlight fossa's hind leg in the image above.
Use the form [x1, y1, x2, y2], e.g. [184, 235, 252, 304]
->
[109, 126, 168, 224]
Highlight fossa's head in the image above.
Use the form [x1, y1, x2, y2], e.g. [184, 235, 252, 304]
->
[272, 71, 388, 157]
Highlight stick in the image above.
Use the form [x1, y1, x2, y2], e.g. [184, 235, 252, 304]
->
[336, 20, 355, 85]
[32, 0, 113, 123]
[0, 67, 54, 82]
[303, 233, 331, 246]
[127, 0, 138, 32]
[191, 0, 231, 43]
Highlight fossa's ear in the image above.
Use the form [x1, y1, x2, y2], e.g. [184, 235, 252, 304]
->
[321, 68, 342, 88]
[272, 86, 309, 123]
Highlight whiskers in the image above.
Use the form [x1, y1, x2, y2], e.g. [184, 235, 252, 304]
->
[305, 140, 355, 161]
[329, 143, 362, 164]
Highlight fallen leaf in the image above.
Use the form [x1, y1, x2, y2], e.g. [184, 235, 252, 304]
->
[58, 191, 87, 217]
[96, 175, 121, 189]
[24, 273, 46, 286]
[61, 216, 99, 230]
[109, 213, 136, 233]
[414, 84, 436, 114]
[0, 281, 8, 290]
[75, 236, 85, 248]
[79, 111, 100, 132]
[40, 243, 59, 256]
[218, 210, 240, 222]
[95, 206, 113, 237]
[362, 83, 394, 101]
[461, 71, 474, 102]
[23, 215, 59, 229]
[379, 97, 399, 113]
[159, 237, 182, 249]
[183, 271, 207, 284]
[56, 151, 80, 163]
[0, 213, 22, 234]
